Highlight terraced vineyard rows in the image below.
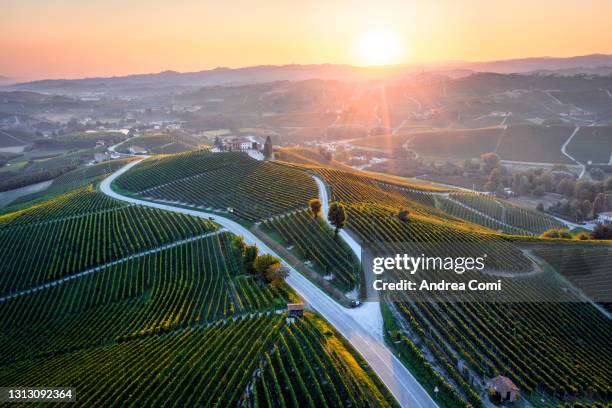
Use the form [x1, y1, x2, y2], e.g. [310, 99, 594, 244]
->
[317, 165, 612, 405]
[0, 187, 218, 293]
[447, 192, 564, 235]
[315, 168, 437, 211]
[394, 295, 612, 403]
[247, 315, 398, 408]
[117, 151, 318, 222]
[0, 158, 136, 214]
[345, 203, 532, 272]
[437, 198, 526, 235]
[0, 174, 398, 407]
[0, 185, 124, 228]
[0, 231, 290, 363]
[262, 209, 360, 291]
[533, 245, 612, 307]
[0, 315, 284, 406]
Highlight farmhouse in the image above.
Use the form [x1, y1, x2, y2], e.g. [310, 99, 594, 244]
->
[221, 137, 254, 151]
[93, 152, 110, 163]
[597, 211, 612, 224]
[487, 375, 519, 403]
[129, 146, 148, 155]
[287, 303, 304, 317]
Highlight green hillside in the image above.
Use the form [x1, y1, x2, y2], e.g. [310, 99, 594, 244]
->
[116, 151, 318, 222]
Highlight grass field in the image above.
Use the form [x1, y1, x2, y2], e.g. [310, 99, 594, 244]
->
[496, 124, 574, 164]
[352, 127, 503, 160]
[566, 126, 612, 164]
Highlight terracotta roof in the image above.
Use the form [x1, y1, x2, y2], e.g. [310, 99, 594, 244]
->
[489, 376, 519, 392]
[287, 303, 304, 311]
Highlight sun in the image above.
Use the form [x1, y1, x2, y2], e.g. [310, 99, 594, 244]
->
[355, 29, 403, 66]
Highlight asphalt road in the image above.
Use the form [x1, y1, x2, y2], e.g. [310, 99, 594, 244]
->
[100, 159, 438, 408]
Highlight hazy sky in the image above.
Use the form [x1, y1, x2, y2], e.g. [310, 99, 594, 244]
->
[2, 0, 612, 79]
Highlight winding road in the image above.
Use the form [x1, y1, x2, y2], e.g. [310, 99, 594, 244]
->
[100, 159, 437, 408]
[561, 126, 586, 179]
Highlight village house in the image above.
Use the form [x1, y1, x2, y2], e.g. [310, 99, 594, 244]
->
[597, 211, 612, 224]
[226, 137, 254, 151]
[129, 146, 148, 155]
[93, 152, 110, 163]
[487, 375, 519, 403]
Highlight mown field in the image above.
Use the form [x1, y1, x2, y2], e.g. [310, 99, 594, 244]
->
[352, 124, 582, 164]
[352, 127, 503, 159]
[495, 124, 574, 164]
[566, 126, 612, 164]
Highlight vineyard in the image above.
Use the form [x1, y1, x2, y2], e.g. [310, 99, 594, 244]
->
[315, 164, 612, 405]
[532, 244, 612, 307]
[0, 173, 397, 406]
[345, 203, 532, 272]
[0, 231, 290, 363]
[2, 158, 136, 213]
[116, 151, 318, 222]
[262, 209, 360, 291]
[441, 192, 565, 235]
[247, 314, 397, 408]
[0, 313, 396, 407]
[0, 186, 219, 293]
[313, 168, 438, 214]
[116, 133, 201, 154]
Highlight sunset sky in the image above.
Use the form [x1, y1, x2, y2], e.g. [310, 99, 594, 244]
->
[2, 0, 612, 80]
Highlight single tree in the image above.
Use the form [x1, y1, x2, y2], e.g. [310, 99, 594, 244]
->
[591, 224, 612, 240]
[263, 136, 273, 160]
[592, 193, 606, 217]
[397, 208, 410, 222]
[265, 263, 289, 286]
[581, 200, 593, 219]
[328, 202, 346, 237]
[232, 235, 246, 254]
[253, 253, 281, 277]
[480, 152, 500, 174]
[242, 244, 259, 274]
[309, 198, 322, 218]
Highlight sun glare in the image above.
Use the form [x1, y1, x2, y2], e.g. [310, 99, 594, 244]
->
[355, 29, 403, 66]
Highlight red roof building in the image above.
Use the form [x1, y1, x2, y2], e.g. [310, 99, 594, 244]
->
[487, 375, 519, 403]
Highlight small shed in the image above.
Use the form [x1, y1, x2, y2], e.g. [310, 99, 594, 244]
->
[487, 375, 519, 403]
[287, 303, 304, 317]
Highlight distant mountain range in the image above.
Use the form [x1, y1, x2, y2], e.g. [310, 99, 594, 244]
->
[0, 76, 16, 86]
[6, 54, 612, 95]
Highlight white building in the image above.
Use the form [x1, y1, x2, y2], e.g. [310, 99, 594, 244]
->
[597, 212, 612, 224]
[129, 146, 148, 155]
[94, 152, 110, 163]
